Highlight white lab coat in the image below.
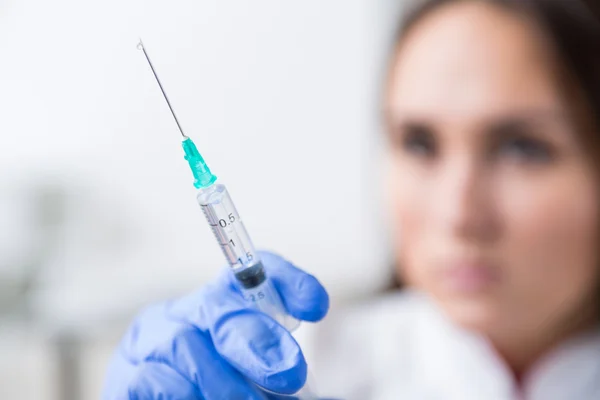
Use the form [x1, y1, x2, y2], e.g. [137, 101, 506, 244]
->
[298, 290, 600, 400]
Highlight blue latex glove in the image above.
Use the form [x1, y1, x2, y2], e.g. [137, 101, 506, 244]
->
[102, 252, 330, 400]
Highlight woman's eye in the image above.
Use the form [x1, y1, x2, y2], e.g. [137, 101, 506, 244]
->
[393, 124, 437, 158]
[496, 135, 554, 163]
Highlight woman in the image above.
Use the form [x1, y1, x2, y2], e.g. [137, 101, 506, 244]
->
[103, 0, 600, 398]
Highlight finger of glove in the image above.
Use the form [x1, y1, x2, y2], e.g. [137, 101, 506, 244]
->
[166, 251, 329, 328]
[161, 253, 321, 394]
[102, 348, 141, 400]
[145, 324, 269, 400]
[118, 302, 195, 363]
[209, 304, 307, 395]
[166, 282, 308, 395]
[105, 306, 213, 398]
[126, 362, 201, 400]
[255, 252, 329, 322]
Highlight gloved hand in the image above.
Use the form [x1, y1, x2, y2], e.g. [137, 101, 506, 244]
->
[102, 251, 330, 400]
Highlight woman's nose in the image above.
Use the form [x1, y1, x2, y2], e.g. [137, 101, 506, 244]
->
[435, 156, 499, 244]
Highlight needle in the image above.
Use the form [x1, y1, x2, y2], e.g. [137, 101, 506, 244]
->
[137, 38, 188, 139]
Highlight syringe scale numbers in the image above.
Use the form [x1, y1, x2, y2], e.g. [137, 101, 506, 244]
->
[198, 184, 254, 268]
[197, 184, 265, 289]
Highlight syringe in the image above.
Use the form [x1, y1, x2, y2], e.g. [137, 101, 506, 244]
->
[137, 39, 300, 332]
[136, 40, 312, 373]
[182, 138, 300, 332]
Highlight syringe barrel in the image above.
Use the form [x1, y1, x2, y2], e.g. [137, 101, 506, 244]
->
[197, 183, 300, 331]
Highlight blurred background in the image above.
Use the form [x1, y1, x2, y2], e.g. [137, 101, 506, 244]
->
[0, 0, 404, 398]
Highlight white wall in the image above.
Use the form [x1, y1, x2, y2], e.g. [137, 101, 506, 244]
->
[0, 0, 405, 397]
[0, 0, 400, 324]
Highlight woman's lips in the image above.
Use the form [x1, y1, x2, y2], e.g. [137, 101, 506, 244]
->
[439, 261, 500, 293]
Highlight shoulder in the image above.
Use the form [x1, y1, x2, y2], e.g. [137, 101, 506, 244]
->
[344, 289, 427, 323]
[321, 289, 430, 340]
[297, 290, 431, 399]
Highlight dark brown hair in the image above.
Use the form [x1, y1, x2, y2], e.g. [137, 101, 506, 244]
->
[388, 0, 600, 290]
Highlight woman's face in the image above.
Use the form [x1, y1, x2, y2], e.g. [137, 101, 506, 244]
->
[387, 1, 600, 339]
